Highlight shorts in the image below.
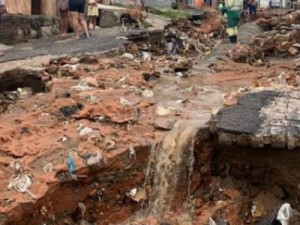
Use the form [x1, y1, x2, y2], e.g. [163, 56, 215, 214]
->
[58, 0, 69, 11]
[227, 10, 240, 28]
[68, 0, 86, 13]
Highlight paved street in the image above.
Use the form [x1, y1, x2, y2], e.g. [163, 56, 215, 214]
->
[0, 27, 127, 63]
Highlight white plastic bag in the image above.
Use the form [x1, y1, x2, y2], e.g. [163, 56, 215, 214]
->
[277, 203, 293, 225]
[209, 218, 217, 225]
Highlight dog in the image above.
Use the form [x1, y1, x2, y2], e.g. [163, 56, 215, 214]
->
[120, 9, 147, 31]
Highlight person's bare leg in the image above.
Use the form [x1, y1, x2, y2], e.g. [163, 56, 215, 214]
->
[92, 17, 96, 31]
[59, 11, 64, 36]
[87, 16, 91, 30]
[78, 13, 89, 38]
[59, 12, 68, 37]
[69, 11, 80, 39]
[62, 12, 69, 36]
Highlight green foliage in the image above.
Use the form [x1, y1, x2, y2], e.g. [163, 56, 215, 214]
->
[150, 8, 191, 19]
[141, 20, 153, 28]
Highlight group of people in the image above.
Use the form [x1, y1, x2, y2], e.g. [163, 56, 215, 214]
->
[0, 0, 100, 56]
[57, 0, 100, 39]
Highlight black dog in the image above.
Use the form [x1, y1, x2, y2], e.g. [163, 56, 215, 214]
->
[120, 13, 139, 31]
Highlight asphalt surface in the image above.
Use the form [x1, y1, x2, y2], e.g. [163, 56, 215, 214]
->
[0, 27, 128, 63]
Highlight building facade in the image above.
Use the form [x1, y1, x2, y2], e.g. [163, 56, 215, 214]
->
[5, 0, 57, 16]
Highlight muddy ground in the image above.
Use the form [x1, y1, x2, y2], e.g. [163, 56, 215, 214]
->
[0, 7, 300, 225]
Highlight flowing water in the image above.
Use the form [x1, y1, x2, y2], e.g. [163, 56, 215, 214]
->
[120, 120, 206, 225]
[147, 120, 204, 215]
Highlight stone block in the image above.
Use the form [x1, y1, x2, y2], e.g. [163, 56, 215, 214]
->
[287, 127, 296, 149]
[218, 132, 233, 146]
[251, 134, 264, 148]
[287, 113, 300, 120]
[99, 10, 119, 28]
[290, 120, 300, 129]
[273, 102, 288, 109]
[270, 119, 288, 126]
[288, 98, 300, 104]
[275, 96, 289, 102]
[209, 119, 218, 134]
[260, 107, 273, 116]
[270, 112, 286, 120]
[272, 107, 286, 114]
[236, 134, 252, 146]
[287, 106, 298, 114]
[289, 91, 300, 99]
[270, 126, 287, 148]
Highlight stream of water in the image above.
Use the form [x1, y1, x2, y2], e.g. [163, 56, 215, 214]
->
[147, 121, 206, 217]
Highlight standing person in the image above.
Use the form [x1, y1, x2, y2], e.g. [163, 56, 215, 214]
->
[247, 0, 257, 16]
[0, 0, 6, 56]
[218, 0, 227, 17]
[225, 0, 243, 43]
[68, 0, 90, 39]
[57, 0, 69, 37]
[87, 0, 99, 31]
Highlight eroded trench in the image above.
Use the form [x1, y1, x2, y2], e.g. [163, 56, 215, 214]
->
[3, 118, 300, 225]
[2, 14, 300, 225]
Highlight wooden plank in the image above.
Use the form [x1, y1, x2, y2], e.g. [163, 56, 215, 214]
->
[97, 3, 128, 11]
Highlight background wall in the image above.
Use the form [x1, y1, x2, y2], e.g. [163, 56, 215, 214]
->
[5, 0, 31, 14]
[5, 0, 57, 16]
[41, 0, 57, 16]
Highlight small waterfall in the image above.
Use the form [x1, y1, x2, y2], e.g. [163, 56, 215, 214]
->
[147, 120, 202, 215]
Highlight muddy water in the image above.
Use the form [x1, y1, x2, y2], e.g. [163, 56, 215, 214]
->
[153, 73, 224, 121]
[119, 120, 208, 225]
[148, 121, 200, 214]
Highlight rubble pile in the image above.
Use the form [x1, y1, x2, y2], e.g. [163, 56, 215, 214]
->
[228, 10, 300, 66]
[125, 8, 224, 61]
[3, 5, 300, 225]
[249, 27, 300, 58]
[0, 55, 165, 225]
[245, 10, 300, 58]
[164, 18, 220, 56]
[255, 8, 293, 20]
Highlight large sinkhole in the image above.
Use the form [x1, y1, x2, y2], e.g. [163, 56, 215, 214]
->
[5, 125, 300, 225]
[3, 90, 300, 225]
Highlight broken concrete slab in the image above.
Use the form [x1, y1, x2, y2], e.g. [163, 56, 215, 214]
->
[212, 89, 300, 149]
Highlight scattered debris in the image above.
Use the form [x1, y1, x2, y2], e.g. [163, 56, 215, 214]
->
[43, 163, 53, 173]
[82, 77, 99, 88]
[276, 203, 293, 225]
[86, 151, 103, 166]
[128, 147, 136, 160]
[67, 154, 76, 179]
[126, 187, 147, 202]
[155, 106, 173, 116]
[60, 103, 84, 117]
[105, 139, 116, 151]
[142, 89, 154, 98]
[10, 160, 23, 173]
[76, 124, 95, 137]
[8, 174, 36, 199]
[154, 117, 176, 130]
[121, 53, 134, 60]
[209, 218, 217, 225]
